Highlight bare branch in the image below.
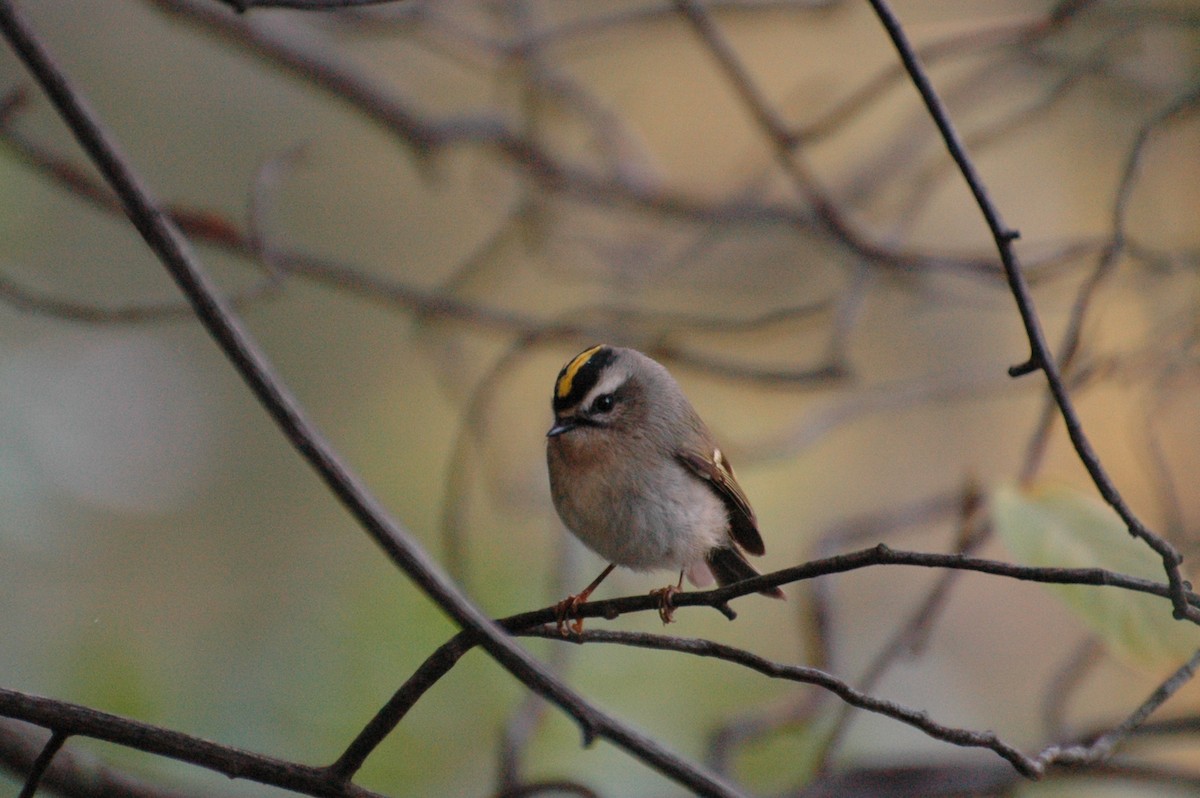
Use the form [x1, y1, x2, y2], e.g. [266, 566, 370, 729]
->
[330, 543, 1200, 779]
[0, 720, 200, 798]
[0, 689, 384, 798]
[520, 626, 1041, 777]
[865, 0, 1192, 620]
[1037, 647, 1200, 768]
[17, 730, 66, 798]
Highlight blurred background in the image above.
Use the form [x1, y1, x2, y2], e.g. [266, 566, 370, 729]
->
[0, 1, 1198, 795]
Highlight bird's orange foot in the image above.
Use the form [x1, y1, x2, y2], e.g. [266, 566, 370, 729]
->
[650, 584, 681, 625]
[554, 593, 587, 636]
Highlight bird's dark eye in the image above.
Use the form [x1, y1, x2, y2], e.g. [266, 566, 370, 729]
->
[591, 393, 616, 414]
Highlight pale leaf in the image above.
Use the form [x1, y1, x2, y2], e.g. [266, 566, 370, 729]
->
[990, 483, 1198, 669]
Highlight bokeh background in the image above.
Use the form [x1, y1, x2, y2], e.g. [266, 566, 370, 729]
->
[1, 1, 1198, 796]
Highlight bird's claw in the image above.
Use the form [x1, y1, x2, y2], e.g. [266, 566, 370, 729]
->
[650, 584, 681, 625]
[554, 594, 587, 636]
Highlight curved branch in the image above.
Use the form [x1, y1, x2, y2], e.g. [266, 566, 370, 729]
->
[865, 0, 1191, 620]
[0, 719, 196, 798]
[0, 691, 383, 798]
[332, 544, 1200, 777]
[1036, 646, 1200, 768]
[521, 627, 1040, 777]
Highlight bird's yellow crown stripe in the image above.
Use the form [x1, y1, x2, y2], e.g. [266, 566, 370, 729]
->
[557, 344, 604, 399]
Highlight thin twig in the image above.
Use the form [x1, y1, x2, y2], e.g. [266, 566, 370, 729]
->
[17, 730, 67, 798]
[673, 0, 921, 275]
[150, 0, 1022, 279]
[865, 0, 1191, 620]
[706, 485, 981, 770]
[150, 0, 807, 227]
[1019, 81, 1200, 482]
[519, 626, 1041, 777]
[1037, 647, 1200, 767]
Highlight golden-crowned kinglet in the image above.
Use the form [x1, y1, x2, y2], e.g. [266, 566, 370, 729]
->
[546, 344, 784, 632]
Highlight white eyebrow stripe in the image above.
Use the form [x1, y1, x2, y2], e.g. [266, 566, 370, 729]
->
[580, 365, 628, 408]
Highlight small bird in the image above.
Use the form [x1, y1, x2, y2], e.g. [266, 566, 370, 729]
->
[546, 344, 784, 633]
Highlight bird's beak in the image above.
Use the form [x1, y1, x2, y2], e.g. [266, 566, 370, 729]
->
[546, 417, 577, 437]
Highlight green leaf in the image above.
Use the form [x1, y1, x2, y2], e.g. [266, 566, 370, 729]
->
[990, 483, 1199, 669]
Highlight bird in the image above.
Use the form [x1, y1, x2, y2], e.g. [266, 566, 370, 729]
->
[545, 344, 784, 633]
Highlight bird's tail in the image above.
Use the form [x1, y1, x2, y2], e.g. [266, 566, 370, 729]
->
[707, 547, 785, 599]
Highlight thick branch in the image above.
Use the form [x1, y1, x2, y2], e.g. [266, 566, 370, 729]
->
[0, 690, 382, 798]
[0, 719, 195, 798]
